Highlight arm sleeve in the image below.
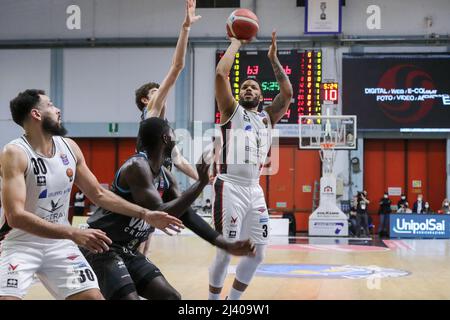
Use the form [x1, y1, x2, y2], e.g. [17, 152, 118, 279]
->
[180, 207, 220, 245]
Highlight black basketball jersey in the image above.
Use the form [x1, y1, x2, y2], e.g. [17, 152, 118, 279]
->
[87, 152, 170, 251]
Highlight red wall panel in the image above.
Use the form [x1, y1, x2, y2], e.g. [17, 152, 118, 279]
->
[268, 146, 295, 210]
[364, 140, 385, 213]
[90, 139, 116, 187]
[118, 138, 137, 166]
[384, 140, 406, 207]
[426, 140, 446, 210]
[406, 140, 428, 205]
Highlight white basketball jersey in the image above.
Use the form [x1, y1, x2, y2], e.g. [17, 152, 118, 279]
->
[0, 136, 77, 244]
[216, 105, 272, 185]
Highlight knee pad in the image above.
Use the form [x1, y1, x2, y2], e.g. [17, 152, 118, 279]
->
[235, 244, 266, 285]
[209, 249, 231, 288]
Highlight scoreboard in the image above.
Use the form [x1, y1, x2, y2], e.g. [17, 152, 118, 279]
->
[215, 50, 323, 125]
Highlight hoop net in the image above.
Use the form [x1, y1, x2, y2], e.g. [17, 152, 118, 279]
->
[319, 142, 336, 175]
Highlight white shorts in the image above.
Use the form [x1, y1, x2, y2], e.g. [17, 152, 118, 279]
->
[212, 177, 269, 245]
[0, 239, 99, 299]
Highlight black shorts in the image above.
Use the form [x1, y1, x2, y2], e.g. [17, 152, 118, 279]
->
[80, 245, 162, 299]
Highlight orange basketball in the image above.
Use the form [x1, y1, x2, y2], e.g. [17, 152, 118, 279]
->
[226, 8, 259, 41]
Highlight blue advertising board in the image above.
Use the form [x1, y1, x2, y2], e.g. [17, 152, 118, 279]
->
[390, 214, 450, 239]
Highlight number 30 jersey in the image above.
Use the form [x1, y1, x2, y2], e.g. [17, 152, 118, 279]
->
[0, 136, 77, 244]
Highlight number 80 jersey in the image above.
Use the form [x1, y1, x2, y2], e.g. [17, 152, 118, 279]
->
[0, 136, 77, 244]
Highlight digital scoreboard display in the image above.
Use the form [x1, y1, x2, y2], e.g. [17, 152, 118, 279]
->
[215, 50, 323, 125]
[343, 54, 450, 131]
[321, 82, 339, 104]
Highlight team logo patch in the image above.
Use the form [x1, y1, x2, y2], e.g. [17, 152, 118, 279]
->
[229, 231, 237, 239]
[60, 153, 69, 166]
[37, 176, 46, 186]
[228, 264, 410, 279]
[66, 168, 74, 182]
[8, 264, 19, 272]
[6, 279, 18, 288]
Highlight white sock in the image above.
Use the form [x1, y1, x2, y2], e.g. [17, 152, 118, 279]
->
[208, 292, 221, 300]
[228, 287, 244, 300]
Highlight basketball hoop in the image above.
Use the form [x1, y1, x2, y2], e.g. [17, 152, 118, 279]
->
[319, 142, 336, 175]
[320, 142, 335, 150]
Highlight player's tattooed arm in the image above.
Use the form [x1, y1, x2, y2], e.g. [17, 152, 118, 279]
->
[215, 38, 242, 123]
[265, 31, 293, 125]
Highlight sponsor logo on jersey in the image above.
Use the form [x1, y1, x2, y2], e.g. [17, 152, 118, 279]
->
[229, 230, 237, 239]
[37, 175, 46, 186]
[244, 125, 252, 131]
[243, 112, 251, 122]
[6, 279, 18, 288]
[259, 217, 269, 223]
[66, 168, 74, 182]
[231, 216, 238, 224]
[8, 264, 18, 272]
[39, 198, 65, 223]
[39, 189, 48, 199]
[67, 255, 79, 261]
[60, 153, 69, 166]
[127, 238, 139, 250]
[258, 207, 266, 214]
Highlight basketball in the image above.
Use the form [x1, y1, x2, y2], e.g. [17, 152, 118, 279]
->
[226, 8, 259, 41]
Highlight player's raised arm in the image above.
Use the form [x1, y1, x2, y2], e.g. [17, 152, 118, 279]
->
[146, 0, 201, 118]
[215, 38, 242, 123]
[264, 31, 293, 125]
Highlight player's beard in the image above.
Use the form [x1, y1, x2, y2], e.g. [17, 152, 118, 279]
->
[42, 116, 68, 136]
[239, 95, 260, 110]
[165, 141, 176, 159]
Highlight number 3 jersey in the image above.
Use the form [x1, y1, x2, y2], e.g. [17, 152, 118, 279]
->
[0, 136, 77, 244]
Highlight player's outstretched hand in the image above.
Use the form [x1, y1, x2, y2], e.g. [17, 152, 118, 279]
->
[183, 0, 201, 28]
[224, 239, 256, 256]
[71, 228, 112, 254]
[196, 150, 212, 184]
[268, 30, 277, 61]
[144, 210, 185, 236]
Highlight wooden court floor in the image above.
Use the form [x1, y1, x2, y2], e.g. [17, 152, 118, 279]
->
[25, 235, 450, 300]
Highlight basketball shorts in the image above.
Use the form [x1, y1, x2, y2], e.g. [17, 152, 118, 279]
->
[0, 239, 99, 299]
[212, 177, 270, 245]
[80, 244, 162, 299]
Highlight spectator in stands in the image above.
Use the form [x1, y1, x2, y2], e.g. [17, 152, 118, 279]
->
[413, 194, 425, 214]
[202, 198, 212, 214]
[359, 190, 370, 205]
[348, 196, 359, 237]
[397, 202, 412, 213]
[357, 199, 370, 237]
[397, 194, 407, 210]
[440, 199, 450, 214]
[422, 202, 432, 214]
[73, 190, 86, 216]
[378, 192, 391, 237]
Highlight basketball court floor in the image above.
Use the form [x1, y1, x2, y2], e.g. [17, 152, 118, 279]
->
[25, 234, 450, 300]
